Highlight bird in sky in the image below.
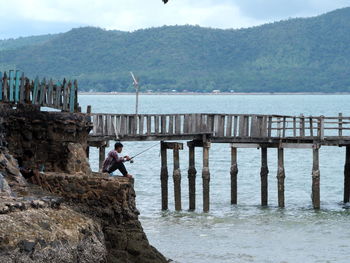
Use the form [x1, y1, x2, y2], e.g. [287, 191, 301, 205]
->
[162, 0, 169, 4]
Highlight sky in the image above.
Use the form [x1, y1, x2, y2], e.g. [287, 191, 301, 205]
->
[0, 0, 349, 39]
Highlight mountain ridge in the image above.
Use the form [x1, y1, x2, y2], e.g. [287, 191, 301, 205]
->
[0, 7, 350, 92]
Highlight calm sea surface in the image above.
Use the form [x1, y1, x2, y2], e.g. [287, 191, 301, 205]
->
[80, 94, 350, 263]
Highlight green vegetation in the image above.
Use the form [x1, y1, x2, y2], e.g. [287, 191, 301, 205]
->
[1, 7, 350, 92]
[0, 34, 58, 51]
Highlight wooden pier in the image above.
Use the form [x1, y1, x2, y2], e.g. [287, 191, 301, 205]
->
[88, 112, 350, 211]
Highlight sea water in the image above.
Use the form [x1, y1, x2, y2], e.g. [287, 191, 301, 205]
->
[79, 94, 350, 263]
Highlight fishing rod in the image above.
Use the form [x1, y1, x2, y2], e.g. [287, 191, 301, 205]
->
[127, 142, 160, 163]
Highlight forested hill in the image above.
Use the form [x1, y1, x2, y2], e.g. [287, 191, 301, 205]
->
[1, 7, 350, 92]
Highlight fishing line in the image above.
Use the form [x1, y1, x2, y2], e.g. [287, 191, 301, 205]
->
[128, 142, 160, 163]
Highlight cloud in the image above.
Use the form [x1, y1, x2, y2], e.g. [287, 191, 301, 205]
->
[0, 0, 349, 38]
[235, 0, 350, 20]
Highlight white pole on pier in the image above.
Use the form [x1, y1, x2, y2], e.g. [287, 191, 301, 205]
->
[130, 72, 139, 116]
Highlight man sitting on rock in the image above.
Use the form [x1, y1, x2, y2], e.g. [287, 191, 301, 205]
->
[102, 142, 133, 178]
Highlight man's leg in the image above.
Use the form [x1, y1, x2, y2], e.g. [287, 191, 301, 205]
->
[108, 162, 128, 176]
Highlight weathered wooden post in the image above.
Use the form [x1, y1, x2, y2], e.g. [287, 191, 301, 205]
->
[86, 146, 90, 159]
[202, 141, 211, 212]
[87, 105, 92, 114]
[188, 141, 197, 211]
[277, 147, 285, 208]
[173, 143, 182, 211]
[311, 145, 320, 209]
[344, 146, 350, 203]
[260, 147, 269, 206]
[160, 141, 169, 210]
[339, 113, 343, 137]
[230, 145, 238, 205]
[99, 145, 106, 172]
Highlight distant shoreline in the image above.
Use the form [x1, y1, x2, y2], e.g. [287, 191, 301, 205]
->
[79, 91, 350, 95]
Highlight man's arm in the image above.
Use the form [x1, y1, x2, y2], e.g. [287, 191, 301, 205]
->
[111, 151, 125, 162]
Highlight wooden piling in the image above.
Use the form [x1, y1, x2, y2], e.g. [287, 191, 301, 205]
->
[99, 145, 106, 172]
[160, 142, 169, 210]
[260, 147, 269, 206]
[188, 142, 197, 211]
[230, 146, 238, 205]
[277, 148, 285, 208]
[344, 146, 350, 203]
[86, 146, 90, 159]
[202, 141, 211, 212]
[87, 105, 92, 114]
[311, 145, 320, 209]
[173, 144, 182, 211]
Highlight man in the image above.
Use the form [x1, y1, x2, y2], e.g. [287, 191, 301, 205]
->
[102, 142, 133, 178]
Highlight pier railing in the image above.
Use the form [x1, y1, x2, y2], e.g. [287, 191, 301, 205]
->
[0, 70, 79, 112]
[90, 113, 350, 140]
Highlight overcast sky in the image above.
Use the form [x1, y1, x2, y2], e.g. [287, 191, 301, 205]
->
[0, 0, 349, 39]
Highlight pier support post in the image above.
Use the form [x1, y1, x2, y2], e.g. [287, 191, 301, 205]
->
[160, 142, 169, 210]
[89, 140, 108, 172]
[344, 146, 350, 203]
[230, 146, 238, 205]
[277, 148, 285, 208]
[98, 145, 106, 172]
[260, 147, 269, 206]
[188, 142, 197, 211]
[86, 146, 90, 159]
[311, 145, 320, 209]
[202, 141, 211, 212]
[173, 144, 182, 211]
[87, 105, 92, 114]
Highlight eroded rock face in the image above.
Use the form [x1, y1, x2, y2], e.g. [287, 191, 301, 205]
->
[66, 143, 92, 175]
[0, 104, 92, 173]
[0, 146, 106, 262]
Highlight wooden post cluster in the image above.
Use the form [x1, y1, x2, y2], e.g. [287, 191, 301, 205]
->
[160, 140, 211, 212]
[0, 70, 79, 112]
[159, 142, 184, 211]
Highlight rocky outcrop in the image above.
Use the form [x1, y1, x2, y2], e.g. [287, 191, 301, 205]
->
[0, 147, 108, 263]
[34, 172, 167, 263]
[0, 105, 168, 263]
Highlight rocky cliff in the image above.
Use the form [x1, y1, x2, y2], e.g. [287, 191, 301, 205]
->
[0, 104, 168, 263]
